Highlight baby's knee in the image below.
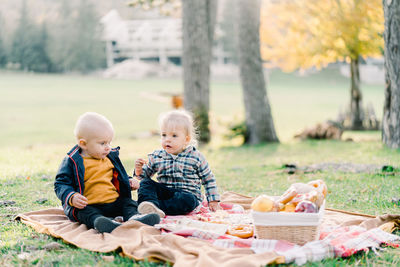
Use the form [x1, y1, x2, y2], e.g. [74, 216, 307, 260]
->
[137, 179, 154, 194]
[179, 193, 198, 211]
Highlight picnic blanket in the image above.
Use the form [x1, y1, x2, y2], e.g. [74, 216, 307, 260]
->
[16, 191, 400, 266]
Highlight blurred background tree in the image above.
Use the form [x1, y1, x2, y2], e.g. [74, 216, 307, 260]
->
[11, 0, 53, 72]
[50, 0, 105, 73]
[236, 0, 278, 144]
[5, 0, 105, 73]
[0, 36, 6, 68]
[0, 13, 7, 68]
[49, 0, 76, 72]
[69, 0, 106, 73]
[219, 0, 238, 64]
[260, 0, 384, 130]
[182, 0, 217, 144]
[382, 0, 400, 148]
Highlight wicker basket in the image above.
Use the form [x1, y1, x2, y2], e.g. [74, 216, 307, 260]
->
[252, 201, 325, 245]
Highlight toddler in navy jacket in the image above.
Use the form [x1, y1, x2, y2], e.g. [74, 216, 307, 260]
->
[54, 112, 159, 233]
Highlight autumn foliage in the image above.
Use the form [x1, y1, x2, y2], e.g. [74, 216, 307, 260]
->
[260, 0, 384, 71]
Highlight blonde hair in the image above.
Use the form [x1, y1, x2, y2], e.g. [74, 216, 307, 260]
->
[74, 112, 114, 140]
[158, 110, 198, 147]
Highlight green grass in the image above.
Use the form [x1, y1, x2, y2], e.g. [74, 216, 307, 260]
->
[0, 69, 399, 266]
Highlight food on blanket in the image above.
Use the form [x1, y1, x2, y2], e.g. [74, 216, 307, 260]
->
[278, 183, 315, 204]
[282, 202, 296, 212]
[204, 219, 227, 224]
[278, 180, 326, 205]
[291, 183, 316, 194]
[307, 179, 328, 197]
[227, 224, 254, 238]
[251, 195, 274, 212]
[165, 218, 229, 235]
[197, 210, 231, 224]
[277, 188, 297, 204]
[197, 211, 253, 225]
[214, 209, 230, 217]
[197, 210, 230, 224]
[295, 200, 318, 213]
[272, 201, 284, 212]
[314, 191, 325, 207]
[264, 179, 327, 213]
[197, 215, 228, 224]
[290, 190, 324, 207]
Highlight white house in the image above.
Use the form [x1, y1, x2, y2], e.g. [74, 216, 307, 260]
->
[100, 9, 229, 68]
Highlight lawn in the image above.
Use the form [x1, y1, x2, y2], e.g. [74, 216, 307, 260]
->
[1, 68, 399, 266]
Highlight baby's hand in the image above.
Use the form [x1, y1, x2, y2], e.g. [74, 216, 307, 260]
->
[71, 193, 88, 209]
[129, 178, 140, 190]
[135, 158, 146, 176]
[208, 201, 221, 212]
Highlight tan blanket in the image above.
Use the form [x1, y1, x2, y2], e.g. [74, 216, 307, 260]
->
[16, 192, 399, 267]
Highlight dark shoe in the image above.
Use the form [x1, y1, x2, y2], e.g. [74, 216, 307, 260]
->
[129, 213, 160, 226]
[138, 201, 166, 218]
[94, 216, 121, 233]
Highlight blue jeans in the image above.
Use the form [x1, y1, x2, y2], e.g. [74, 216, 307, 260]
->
[138, 179, 199, 215]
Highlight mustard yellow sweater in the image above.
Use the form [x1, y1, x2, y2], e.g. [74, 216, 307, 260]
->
[82, 157, 119, 204]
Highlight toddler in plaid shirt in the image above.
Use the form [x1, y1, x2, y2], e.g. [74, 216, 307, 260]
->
[134, 110, 221, 217]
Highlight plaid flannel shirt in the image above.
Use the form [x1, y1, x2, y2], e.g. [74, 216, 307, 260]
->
[137, 146, 220, 203]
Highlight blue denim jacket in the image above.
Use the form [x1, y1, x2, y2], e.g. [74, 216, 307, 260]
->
[54, 145, 131, 221]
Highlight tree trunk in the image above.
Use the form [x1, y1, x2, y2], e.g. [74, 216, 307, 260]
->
[382, 0, 400, 148]
[236, 0, 279, 144]
[182, 0, 217, 143]
[349, 57, 363, 130]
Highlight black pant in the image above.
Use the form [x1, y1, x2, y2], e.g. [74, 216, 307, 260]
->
[138, 178, 199, 215]
[75, 197, 138, 229]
